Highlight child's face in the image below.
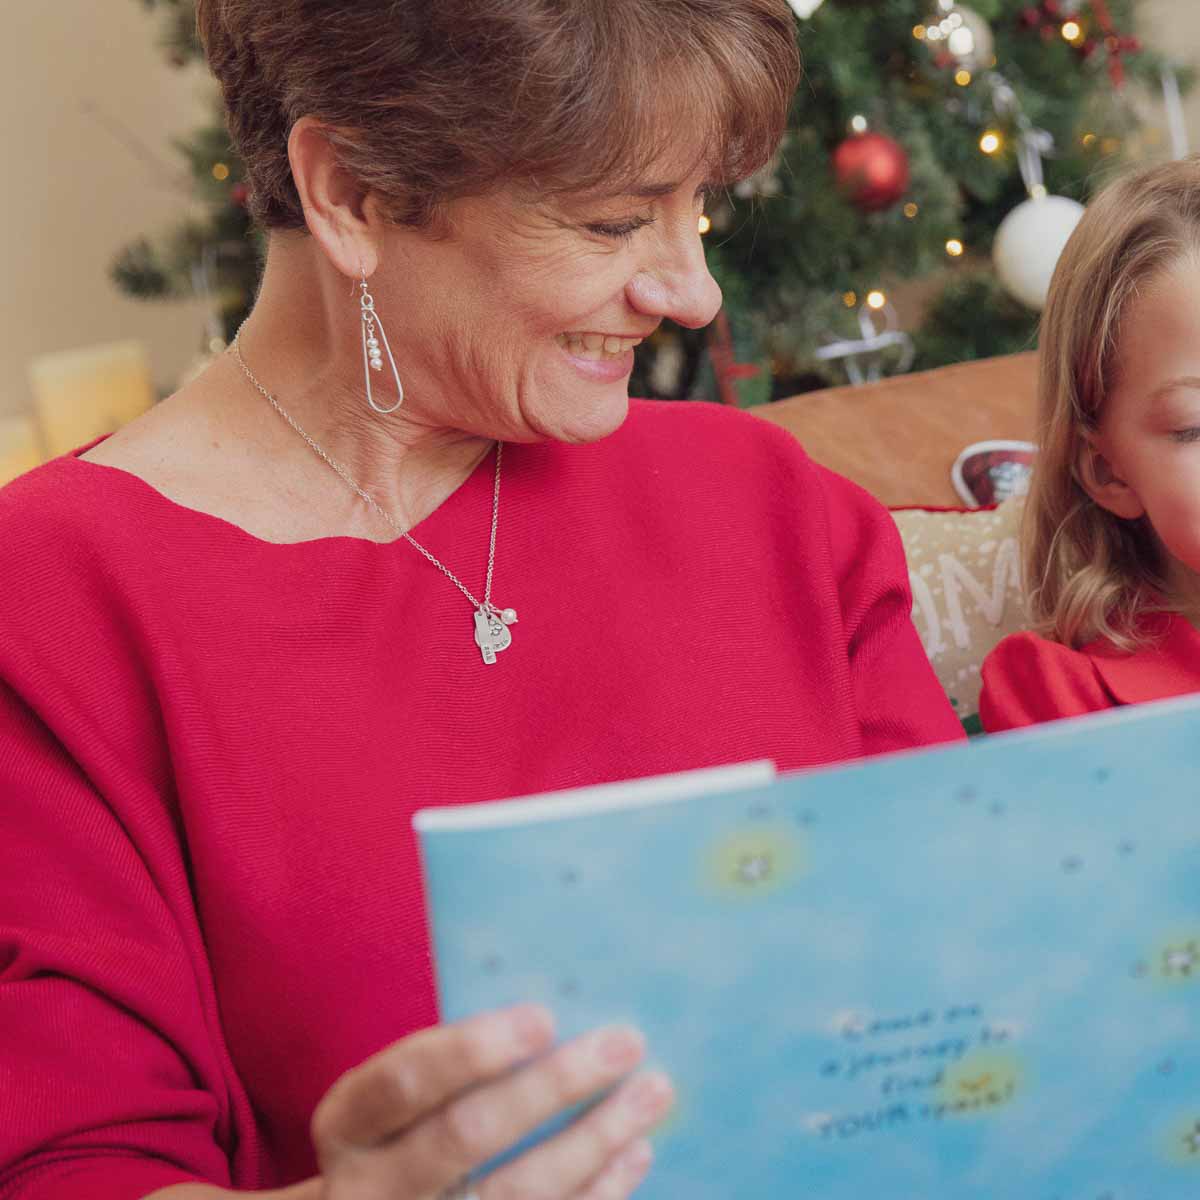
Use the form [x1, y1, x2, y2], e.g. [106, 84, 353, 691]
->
[1093, 259, 1200, 599]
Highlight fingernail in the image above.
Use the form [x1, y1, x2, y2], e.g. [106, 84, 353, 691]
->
[627, 1071, 673, 1118]
[510, 1005, 554, 1049]
[596, 1026, 645, 1070]
[620, 1138, 654, 1176]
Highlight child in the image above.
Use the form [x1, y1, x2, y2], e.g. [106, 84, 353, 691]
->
[981, 157, 1200, 731]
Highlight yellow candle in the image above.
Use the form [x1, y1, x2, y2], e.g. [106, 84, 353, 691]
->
[28, 341, 155, 458]
[0, 415, 44, 487]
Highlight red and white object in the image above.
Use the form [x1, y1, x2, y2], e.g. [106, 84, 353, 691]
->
[952, 439, 1037, 508]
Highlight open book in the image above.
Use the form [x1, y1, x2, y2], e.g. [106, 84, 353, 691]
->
[415, 698, 1200, 1198]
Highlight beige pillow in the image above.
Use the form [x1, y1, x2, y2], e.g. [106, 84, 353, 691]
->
[890, 497, 1029, 733]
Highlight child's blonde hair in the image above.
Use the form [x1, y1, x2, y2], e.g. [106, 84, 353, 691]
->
[1025, 156, 1200, 650]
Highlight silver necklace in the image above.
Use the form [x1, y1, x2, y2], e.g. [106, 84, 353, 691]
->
[230, 332, 518, 665]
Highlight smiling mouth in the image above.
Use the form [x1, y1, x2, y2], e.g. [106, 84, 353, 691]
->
[556, 332, 644, 361]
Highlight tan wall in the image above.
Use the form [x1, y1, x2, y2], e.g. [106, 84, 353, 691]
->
[1139, 1, 1200, 158]
[3, 2, 1200, 427]
[0, 4, 213, 422]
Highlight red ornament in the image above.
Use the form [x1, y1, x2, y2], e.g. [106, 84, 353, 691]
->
[832, 132, 910, 213]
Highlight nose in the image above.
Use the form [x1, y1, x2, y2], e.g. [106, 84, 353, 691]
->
[626, 225, 723, 330]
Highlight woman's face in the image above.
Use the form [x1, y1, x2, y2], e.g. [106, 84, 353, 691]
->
[377, 160, 723, 444]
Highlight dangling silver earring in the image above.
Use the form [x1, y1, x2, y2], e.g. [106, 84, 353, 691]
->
[360, 268, 404, 414]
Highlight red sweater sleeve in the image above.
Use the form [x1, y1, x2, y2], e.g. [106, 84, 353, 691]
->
[0, 676, 233, 1200]
[979, 631, 1115, 732]
[815, 466, 966, 755]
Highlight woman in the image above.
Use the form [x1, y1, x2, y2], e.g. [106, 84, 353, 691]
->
[0, 2, 962, 1198]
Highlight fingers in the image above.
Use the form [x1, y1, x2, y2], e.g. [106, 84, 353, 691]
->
[311, 1010, 671, 1200]
[373, 1025, 655, 1196]
[477, 1068, 673, 1200]
[311, 1004, 555, 1157]
[574, 1139, 655, 1200]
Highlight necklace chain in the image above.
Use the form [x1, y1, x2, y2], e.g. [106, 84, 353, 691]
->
[230, 329, 503, 615]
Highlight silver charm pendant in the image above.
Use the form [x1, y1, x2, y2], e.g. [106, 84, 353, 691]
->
[473, 605, 517, 665]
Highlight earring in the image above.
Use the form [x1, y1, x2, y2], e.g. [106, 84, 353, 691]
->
[359, 268, 404, 414]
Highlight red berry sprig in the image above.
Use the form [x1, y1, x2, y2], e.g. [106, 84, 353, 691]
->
[1017, 0, 1140, 87]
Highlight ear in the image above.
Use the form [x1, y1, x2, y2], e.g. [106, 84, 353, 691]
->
[1075, 434, 1146, 521]
[287, 116, 385, 280]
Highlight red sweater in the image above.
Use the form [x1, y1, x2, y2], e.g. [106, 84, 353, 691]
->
[981, 611, 1200, 731]
[0, 400, 961, 1198]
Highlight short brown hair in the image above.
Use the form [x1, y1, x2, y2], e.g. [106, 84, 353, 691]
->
[1024, 156, 1200, 649]
[197, 0, 800, 231]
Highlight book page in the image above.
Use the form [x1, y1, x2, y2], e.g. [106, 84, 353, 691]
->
[419, 697, 1200, 1197]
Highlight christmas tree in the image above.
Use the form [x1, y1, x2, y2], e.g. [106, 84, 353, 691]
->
[670, 0, 1192, 405]
[116, 0, 1188, 402]
[111, 0, 259, 351]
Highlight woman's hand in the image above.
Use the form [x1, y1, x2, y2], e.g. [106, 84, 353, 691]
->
[310, 1004, 673, 1200]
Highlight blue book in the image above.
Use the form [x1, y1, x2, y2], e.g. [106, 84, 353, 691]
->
[415, 699, 1200, 1198]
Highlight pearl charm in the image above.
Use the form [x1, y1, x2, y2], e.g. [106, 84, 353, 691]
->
[500, 608, 518, 625]
[359, 271, 404, 413]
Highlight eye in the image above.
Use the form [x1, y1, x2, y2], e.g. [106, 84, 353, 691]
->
[585, 215, 656, 241]
[1170, 427, 1200, 443]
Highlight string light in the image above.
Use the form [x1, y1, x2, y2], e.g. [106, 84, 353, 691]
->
[212, 162, 230, 181]
[979, 130, 1003, 155]
[850, 114, 868, 134]
[946, 239, 965, 257]
[697, 214, 712, 235]
[903, 202, 919, 219]
[1061, 20, 1084, 45]
[866, 290, 887, 310]
[1082, 132, 1097, 147]
[912, 23, 927, 40]
[842, 291, 858, 308]
[955, 69, 972, 87]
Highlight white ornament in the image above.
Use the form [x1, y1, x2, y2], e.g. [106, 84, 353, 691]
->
[787, 0, 825, 18]
[922, 3, 993, 71]
[992, 194, 1085, 311]
[947, 6, 993, 71]
[814, 298, 915, 386]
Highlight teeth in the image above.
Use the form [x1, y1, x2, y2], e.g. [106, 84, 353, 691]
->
[556, 332, 643, 359]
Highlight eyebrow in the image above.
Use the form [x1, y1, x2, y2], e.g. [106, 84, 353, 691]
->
[597, 180, 714, 201]
[1149, 376, 1200, 402]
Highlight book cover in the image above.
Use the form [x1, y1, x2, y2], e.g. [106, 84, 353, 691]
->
[415, 701, 1200, 1198]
